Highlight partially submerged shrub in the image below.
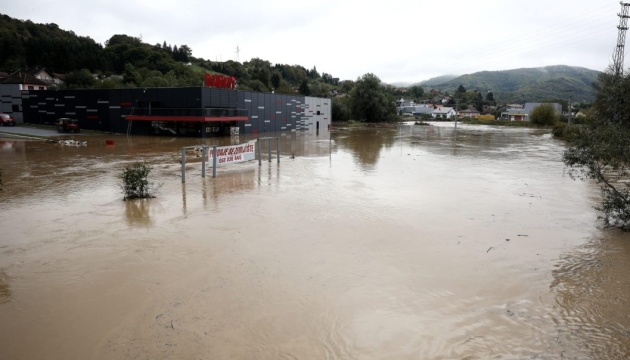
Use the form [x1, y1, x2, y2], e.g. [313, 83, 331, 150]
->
[121, 162, 156, 200]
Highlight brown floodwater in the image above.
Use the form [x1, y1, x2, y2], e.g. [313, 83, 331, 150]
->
[0, 123, 629, 359]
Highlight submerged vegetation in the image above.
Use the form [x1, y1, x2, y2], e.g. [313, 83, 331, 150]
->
[120, 162, 157, 200]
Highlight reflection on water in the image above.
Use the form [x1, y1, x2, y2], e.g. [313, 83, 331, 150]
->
[333, 124, 398, 168]
[0, 271, 9, 302]
[1, 123, 629, 359]
[124, 199, 154, 227]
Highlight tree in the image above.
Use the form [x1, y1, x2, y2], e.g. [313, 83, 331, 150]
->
[271, 71, 282, 89]
[123, 63, 142, 85]
[410, 85, 424, 99]
[349, 73, 397, 122]
[63, 69, 95, 89]
[486, 92, 495, 103]
[332, 97, 350, 121]
[563, 68, 630, 229]
[455, 84, 466, 98]
[298, 79, 311, 96]
[529, 103, 558, 126]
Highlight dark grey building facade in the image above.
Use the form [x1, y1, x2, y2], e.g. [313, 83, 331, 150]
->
[21, 87, 331, 136]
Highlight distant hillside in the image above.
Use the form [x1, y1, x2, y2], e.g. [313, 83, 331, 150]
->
[418, 74, 458, 86]
[423, 65, 601, 103]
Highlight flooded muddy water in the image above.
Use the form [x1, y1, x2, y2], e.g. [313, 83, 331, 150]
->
[0, 123, 629, 359]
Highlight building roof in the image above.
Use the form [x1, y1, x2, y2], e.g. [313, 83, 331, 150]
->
[413, 107, 434, 115]
[0, 70, 49, 86]
[433, 107, 454, 114]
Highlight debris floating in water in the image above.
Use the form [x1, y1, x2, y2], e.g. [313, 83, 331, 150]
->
[53, 139, 88, 146]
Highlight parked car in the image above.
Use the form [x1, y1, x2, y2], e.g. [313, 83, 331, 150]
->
[0, 113, 15, 126]
[56, 118, 80, 133]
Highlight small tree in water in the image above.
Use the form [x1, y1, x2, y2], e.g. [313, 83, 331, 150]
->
[121, 162, 156, 200]
[563, 68, 630, 229]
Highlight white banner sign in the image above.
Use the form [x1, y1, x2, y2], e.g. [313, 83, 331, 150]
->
[207, 140, 256, 167]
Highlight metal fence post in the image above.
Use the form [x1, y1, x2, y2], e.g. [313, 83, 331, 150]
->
[258, 138, 261, 166]
[268, 138, 271, 162]
[276, 137, 280, 163]
[181, 147, 186, 183]
[201, 146, 206, 178]
[212, 145, 217, 178]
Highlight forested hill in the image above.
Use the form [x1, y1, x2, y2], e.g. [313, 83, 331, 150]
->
[0, 13, 199, 76]
[420, 65, 601, 103]
[0, 13, 339, 94]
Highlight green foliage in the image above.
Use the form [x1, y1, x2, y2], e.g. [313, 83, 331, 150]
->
[298, 80, 311, 96]
[349, 73, 397, 122]
[0, 14, 346, 96]
[455, 84, 466, 97]
[552, 122, 582, 139]
[530, 103, 559, 126]
[62, 69, 95, 89]
[123, 63, 141, 85]
[332, 97, 351, 122]
[563, 70, 630, 229]
[409, 86, 425, 99]
[121, 162, 155, 200]
[0, 15, 105, 72]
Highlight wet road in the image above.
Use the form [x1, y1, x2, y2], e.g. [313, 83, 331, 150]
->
[0, 123, 629, 359]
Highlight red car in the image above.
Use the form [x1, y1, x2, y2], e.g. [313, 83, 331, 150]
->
[56, 118, 80, 133]
[0, 113, 15, 126]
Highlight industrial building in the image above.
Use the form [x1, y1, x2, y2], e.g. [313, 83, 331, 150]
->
[19, 87, 331, 136]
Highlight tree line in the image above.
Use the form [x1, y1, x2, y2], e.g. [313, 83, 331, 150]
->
[0, 13, 417, 122]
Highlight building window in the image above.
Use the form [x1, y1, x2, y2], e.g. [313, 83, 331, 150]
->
[28, 86, 34, 90]
[39, 86, 45, 90]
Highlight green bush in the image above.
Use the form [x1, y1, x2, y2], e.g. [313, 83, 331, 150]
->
[121, 162, 155, 200]
[552, 122, 566, 137]
[552, 123, 583, 141]
[530, 104, 559, 126]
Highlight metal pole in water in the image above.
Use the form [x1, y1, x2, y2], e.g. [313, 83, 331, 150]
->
[258, 138, 262, 166]
[181, 147, 186, 183]
[201, 146, 206, 178]
[268, 138, 272, 162]
[212, 145, 217, 178]
[276, 137, 280, 163]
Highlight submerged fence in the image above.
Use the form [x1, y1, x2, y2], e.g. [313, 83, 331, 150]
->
[180, 137, 280, 182]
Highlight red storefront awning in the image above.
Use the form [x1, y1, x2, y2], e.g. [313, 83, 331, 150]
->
[125, 115, 248, 122]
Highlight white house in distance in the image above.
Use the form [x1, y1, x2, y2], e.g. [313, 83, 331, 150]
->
[432, 107, 456, 119]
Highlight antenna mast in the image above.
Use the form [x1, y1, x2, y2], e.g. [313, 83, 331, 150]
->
[612, 2, 630, 76]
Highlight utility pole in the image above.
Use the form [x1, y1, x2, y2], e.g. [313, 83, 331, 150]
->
[454, 98, 459, 128]
[612, 2, 630, 76]
[568, 93, 573, 126]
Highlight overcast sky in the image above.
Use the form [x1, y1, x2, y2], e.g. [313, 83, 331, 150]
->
[2, 0, 624, 84]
